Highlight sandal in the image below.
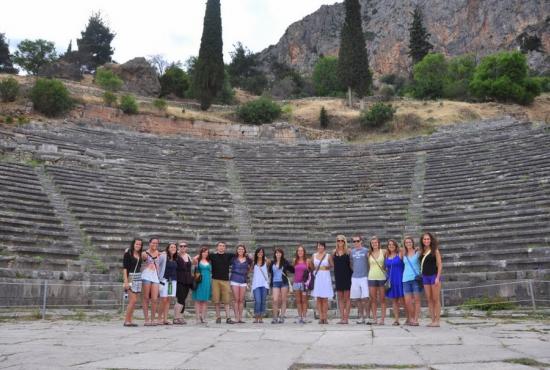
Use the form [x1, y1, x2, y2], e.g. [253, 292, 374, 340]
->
[163, 321, 172, 325]
[215, 317, 222, 324]
[123, 322, 137, 327]
[226, 318, 235, 324]
[392, 321, 400, 326]
[173, 318, 185, 325]
[144, 321, 153, 327]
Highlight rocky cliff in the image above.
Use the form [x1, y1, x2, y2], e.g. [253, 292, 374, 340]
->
[257, 0, 549, 77]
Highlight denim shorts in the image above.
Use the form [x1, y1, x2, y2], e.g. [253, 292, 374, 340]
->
[272, 281, 289, 289]
[292, 282, 306, 291]
[368, 279, 386, 288]
[141, 278, 159, 285]
[423, 274, 443, 285]
[403, 280, 423, 294]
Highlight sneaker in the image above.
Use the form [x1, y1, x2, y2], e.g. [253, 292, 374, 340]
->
[215, 317, 221, 324]
[271, 318, 278, 324]
[356, 318, 365, 324]
[278, 316, 284, 324]
[299, 318, 305, 324]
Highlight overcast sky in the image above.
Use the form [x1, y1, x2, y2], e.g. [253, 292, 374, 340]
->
[1, 0, 338, 65]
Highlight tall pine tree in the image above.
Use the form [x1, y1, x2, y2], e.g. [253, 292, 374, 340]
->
[408, 6, 433, 66]
[0, 33, 18, 74]
[193, 0, 224, 111]
[77, 12, 115, 71]
[337, 0, 372, 106]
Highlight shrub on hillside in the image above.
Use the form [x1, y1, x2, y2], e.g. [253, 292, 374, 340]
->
[0, 77, 19, 102]
[237, 97, 281, 124]
[102, 91, 117, 107]
[119, 94, 138, 114]
[380, 73, 407, 95]
[159, 65, 189, 98]
[30, 78, 73, 117]
[469, 51, 541, 105]
[379, 85, 395, 101]
[443, 54, 477, 100]
[95, 67, 123, 92]
[532, 76, 550, 93]
[360, 102, 396, 128]
[153, 98, 167, 111]
[411, 53, 447, 99]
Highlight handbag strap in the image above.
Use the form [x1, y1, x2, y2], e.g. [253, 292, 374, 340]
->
[131, 253, 140, 275]
[420, 250, 431, 274]
[258, 263, 269, 283]
[371, 251, 387, 279]
[405, 254, 420, 276]
[313, 253, 326, 277]
[146, 251, 162, 281]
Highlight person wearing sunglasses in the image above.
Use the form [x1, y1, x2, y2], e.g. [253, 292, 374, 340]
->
[350, 235, 370, 324]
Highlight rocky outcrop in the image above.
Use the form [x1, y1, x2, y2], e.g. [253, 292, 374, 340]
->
[38, 60, 83, 81]
[103, 57, 161, 96]
[257, 0, 549, 76]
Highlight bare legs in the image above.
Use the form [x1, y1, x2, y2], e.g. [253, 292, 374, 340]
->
[404, 292, 421, 325]
[124, 291, 139, 324]
[337, 290, 350, 323]
[295, 290, 308, 322]
[390, 297, 404, 325]
[142, 283, 159, 325]
[369, 285, 386, 325]
[231, 285, 247, 322]
[317, 298, 329, 323]
[424, 283, 441, 327]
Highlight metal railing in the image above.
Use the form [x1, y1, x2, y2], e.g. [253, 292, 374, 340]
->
[0, 279, 548, 319]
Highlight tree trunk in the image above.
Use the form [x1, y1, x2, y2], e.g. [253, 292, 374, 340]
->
[348, 86, 352, 107]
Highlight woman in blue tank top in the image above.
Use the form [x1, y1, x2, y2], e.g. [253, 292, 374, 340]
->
[402, 236, 423, 326]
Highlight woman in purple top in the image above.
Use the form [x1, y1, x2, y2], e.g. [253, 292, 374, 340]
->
[384, 239, 405, 326]
[230, 244, 252, 323]
[292, 245, 310, 324]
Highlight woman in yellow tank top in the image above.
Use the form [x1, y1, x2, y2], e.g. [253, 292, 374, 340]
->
[368, 236, 387, 325]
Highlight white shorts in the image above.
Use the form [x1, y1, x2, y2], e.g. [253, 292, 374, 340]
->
[159, 280, 177, 298]
[230, 281, 247, 287]
[350, 277, 369, 299]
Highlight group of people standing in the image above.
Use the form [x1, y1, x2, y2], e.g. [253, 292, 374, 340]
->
[122, 232, 443, 328]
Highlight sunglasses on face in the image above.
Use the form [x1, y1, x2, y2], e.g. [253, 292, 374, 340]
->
[353, 240, 361, 243]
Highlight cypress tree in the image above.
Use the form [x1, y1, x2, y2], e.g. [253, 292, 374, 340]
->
[0, 33, 18, 74]
[337, 0, 372, 106]
[408, 6, 433, 66]
[319, 106, 329, 129]
[193, 0, 225, 111]
[77, 12, 115, 71]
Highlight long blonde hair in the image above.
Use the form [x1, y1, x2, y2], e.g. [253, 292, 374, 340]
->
[334, 234, 348, 255]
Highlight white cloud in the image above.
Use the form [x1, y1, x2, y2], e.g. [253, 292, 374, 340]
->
[1, 0, 338, 65]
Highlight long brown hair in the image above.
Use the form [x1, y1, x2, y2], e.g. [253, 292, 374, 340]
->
[294, 244, 307, 265]
[368, 236, 381, 256]
[386, 239, 399, 256]
[420, 232, 439, 254]
[402, 236, 415, 254]
[198, 246, 210, 262]
[273, 247, 285, 268]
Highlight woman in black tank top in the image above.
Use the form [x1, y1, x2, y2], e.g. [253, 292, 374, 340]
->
[421, 232, 443, 327]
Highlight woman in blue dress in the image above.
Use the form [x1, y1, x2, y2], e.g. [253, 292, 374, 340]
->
[385, 239, 405, 326]
[192, 246, 212, 324]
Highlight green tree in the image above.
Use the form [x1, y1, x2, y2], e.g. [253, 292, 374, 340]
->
[77, 12, 115, 70]
[160, 64, 189, 98]
[337, 0, 372, 105]
[408, 6, 433, 66]
[412, 53, 447, 99]
[444, 54, 476, 100]
[313, 56, 345, 96]
[470, 51, 541, 105]
[319, 106, 329, 128]
[13, 39, 58, 75]
[0, 33, 18, 74]
[228, 42, 267, 95]
[193, 0, 224, 110]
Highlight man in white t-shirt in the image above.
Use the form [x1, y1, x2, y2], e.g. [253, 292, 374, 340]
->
[350, 234, 370, 324]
